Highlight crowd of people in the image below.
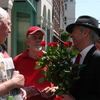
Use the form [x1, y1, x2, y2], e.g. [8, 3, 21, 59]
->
[1, 6, 100, 100]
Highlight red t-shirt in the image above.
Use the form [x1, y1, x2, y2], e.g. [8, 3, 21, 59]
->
[13, 49, 56, 100]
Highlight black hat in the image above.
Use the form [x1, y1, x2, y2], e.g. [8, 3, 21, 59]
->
[66, 15, 100, 36]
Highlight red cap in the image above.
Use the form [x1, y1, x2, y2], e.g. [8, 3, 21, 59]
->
[26, 26, 46, 37]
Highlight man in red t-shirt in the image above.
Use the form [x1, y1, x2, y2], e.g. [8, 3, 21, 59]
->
[13, 26, 58, 100]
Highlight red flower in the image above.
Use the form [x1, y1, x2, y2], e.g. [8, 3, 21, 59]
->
[40, 41, 46, 47]
[48, 43, 52, 47]
[52, 42, 58, 47]
[36, 63, 38, 65]
[47, 58, 50, 60]
[54, 97, 62, 100]
[64, 42, 72, 47]
[57, 62, 60, 64]
[48, 42, 58, 47]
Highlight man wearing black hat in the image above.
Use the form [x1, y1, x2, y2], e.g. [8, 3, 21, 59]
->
[61, 16, 100, 100]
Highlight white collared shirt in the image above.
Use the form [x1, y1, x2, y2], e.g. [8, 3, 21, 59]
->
[79, 44, 94, 64]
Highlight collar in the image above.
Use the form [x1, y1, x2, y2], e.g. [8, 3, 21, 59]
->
[80, 44, 94, 64]
[80, 44, 94, 56]
[22, 49, 43, 60]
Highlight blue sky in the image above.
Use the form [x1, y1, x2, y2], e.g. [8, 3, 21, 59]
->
[76, 0, 100, 25]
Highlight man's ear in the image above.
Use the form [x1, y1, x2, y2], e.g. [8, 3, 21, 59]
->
[26, 38, 29, 45]
[83, 28, 90, 37]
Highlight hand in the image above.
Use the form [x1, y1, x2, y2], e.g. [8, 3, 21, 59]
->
[20, 88, 27, 100]
[41, 86, 57, 98]
[59, 94, 75, 100]
[26, 91, 38, 98]
[11, 71, 25, 88]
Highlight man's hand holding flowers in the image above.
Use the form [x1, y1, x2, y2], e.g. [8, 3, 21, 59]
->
[35, 41, 85, 97]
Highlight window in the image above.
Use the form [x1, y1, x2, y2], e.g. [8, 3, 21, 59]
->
[65, 4, 67, 10]
[70, 0, 73, 2]
[47, 29, 50, 44]
[17, 12, 30, 54]
[64, 17, 66, 21]
[64, 17, 67, 24]
[65, 0, 68, 2]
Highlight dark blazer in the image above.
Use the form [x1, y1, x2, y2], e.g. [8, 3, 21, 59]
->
[72, 46, 100, 100]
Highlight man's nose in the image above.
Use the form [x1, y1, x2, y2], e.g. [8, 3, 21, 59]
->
[36, 38, 42, 42]
[70, 33, 72, 38]
[8, 26, 11, 33]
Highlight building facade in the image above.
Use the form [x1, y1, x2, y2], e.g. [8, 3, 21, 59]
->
[0, 0, 53, 57]
[37, 0, 53, 44]
[52, 0, 65, 42]
[64, 0, 75, 31]
[0, 0, 75, 57]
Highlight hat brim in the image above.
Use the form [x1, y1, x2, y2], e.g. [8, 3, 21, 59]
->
[66, 23, 100, 37]
[30, 29, 46, 35]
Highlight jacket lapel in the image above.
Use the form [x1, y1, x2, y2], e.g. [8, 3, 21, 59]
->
[83, 46, 96, 64]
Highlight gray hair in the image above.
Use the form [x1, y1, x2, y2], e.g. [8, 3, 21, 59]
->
[0, 7, 8, 21]
[27, 34, 31, 39]
[79, 26, 99, 43]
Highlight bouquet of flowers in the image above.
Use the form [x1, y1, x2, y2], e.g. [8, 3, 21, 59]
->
[35, 41, 85, 95]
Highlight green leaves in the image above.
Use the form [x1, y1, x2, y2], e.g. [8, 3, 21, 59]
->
[35, 41, 85, 95]
[7, 96, 14, 100]
[34, 64, 41, 69]
[38, 77, 45, 84]
[71, 49, 79, 56]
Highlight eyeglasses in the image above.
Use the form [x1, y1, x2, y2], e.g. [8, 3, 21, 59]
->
[28, 36, 43, 41]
